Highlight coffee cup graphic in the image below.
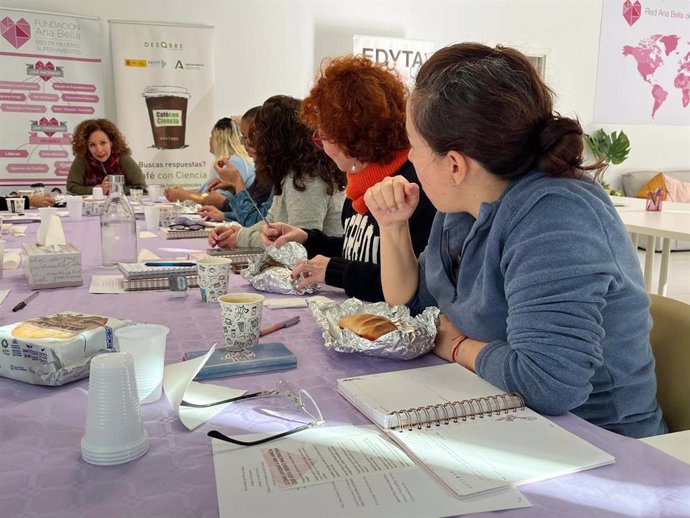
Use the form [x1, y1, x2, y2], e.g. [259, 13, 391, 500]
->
[142, 85, 191, 149]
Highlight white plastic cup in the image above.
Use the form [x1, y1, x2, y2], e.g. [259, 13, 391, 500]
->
[196, 257, 233, 303]
[38, 207, 58, 224]
[147, 184, 161, 201]
[218, 293, 265, 351]
[7, 197, 24, 213]
[143, 205, 160, 231]
[66, 196, 83, 220]
[81, 352, 149, 465]
[115, 324, 169, 404]
[92, 186, 104, 200]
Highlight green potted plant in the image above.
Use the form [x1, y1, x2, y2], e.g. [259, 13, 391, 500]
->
[584, 129, 630, 196]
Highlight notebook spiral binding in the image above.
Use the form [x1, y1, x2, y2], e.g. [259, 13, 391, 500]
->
[392, 392, 525, 432]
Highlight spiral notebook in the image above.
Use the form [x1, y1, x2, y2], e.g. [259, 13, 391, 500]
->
[123, 275, 199, 291]
[338, 363, 615, 498]
[117, 262, 198, 280]
[159, 226, 213, 239]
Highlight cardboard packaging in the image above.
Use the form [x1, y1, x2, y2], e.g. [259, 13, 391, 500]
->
[21, 243, 83, 289]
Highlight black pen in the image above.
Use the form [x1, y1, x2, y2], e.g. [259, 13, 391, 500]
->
[144, 262, 196, 267]
[12, 292, 39, 312]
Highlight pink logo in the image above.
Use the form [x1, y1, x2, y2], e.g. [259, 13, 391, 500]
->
[623, 0, 642, 26]
[0, 16, 31, 49]
[34, 61, 55, 82]
[39, 117, 59, 137]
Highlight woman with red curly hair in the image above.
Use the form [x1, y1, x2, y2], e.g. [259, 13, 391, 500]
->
[263, 55, 436, 302]
[67, 118, 147, 195]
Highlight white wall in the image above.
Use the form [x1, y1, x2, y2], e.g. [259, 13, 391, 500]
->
[4, 0, 689, 190]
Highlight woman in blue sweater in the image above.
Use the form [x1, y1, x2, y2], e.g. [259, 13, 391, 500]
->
[365, 43, 665, 438]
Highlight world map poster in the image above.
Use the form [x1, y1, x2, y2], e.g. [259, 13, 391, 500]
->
[594, 0, 690, 125]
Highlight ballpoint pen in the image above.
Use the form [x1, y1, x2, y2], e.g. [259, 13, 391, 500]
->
[259, 316, 300, 336]
[12, 291, 39, 312]
[244, 189, 275, 230]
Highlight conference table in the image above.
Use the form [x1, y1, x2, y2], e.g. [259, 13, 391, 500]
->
[0, 214, 689, 518]
[614, 196, 690, 295]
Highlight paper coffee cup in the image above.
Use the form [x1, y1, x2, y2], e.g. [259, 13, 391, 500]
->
[7, 197, 24, 213]
[218, 293, 265, 351]
[197, 257, 232, 303]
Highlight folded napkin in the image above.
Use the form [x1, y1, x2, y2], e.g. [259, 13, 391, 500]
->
[36, 214, 66, 246]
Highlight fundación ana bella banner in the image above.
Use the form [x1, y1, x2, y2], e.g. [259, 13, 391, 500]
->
[109, 20, 216, 189]
[594, 0, 690, 125]
[0, 7, 103, 192]
[353, 35, 435, 87]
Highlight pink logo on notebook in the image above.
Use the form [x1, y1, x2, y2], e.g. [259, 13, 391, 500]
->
[622, 0, 642, 26]
[0, 17, 31, 49]
[34, 61, 56, 82]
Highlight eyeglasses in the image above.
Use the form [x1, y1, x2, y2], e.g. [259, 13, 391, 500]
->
[182, 381, 324, 446]
[169, 216, 205, 231]
[311, 130, 324, 150]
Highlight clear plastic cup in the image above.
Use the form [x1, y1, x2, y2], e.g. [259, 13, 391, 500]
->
[115, 324, 169, 404]
[143, 205, 160, 231]
[196, 257, 233, 303]
[147, 185, 161, 201]
[92, 186, 104, 200]
[81, 352, 149, 465]
[66, 196, 83, 220]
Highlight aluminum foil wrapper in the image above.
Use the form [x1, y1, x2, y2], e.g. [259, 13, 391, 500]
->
[307, 297, 439, 360]
[241, 242, 317, 295]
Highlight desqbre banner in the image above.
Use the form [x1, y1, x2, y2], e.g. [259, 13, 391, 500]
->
[109, 20, 216, 189]
[0, 8, 104, 192]
[353, 35, 435, 87]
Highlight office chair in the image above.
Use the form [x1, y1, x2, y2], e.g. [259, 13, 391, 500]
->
[649, 294, 690, 433]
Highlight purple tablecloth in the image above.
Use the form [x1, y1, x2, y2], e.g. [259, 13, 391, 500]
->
[1, 215, 689, 517]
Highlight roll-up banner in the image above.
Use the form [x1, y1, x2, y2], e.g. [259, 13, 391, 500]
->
[0, 8, 103, 192]
[109, 20, 216, 189]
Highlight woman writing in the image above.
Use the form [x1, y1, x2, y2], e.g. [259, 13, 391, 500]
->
[263, 56, 436, 302]
[365, 43, 664, 438]
[208, 95, 345, 249]
[67, 119, 147, 195]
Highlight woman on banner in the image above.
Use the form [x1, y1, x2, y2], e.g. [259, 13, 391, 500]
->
[67, 118, 147, 196]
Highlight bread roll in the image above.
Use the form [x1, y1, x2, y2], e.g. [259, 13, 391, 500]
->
[338, 313, 397, 341]
[12, 314, 108, 340]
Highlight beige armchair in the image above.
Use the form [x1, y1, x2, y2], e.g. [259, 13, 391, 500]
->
[649, 294, 690, 433]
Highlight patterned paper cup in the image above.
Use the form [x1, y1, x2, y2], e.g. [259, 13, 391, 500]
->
[197, 257, 233, 303]
[218, 293, 265, 351]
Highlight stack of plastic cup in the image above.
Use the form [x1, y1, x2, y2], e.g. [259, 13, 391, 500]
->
[81, 352, 149, 466]
[115, 324, 170, 404]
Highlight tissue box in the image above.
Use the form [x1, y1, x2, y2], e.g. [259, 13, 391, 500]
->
[22, 243, 83, 289]
[83, 199, 105, 216]
[0, 312, 134, 385]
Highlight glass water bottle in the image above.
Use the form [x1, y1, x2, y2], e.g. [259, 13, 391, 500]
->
[100, 175, 138, 266]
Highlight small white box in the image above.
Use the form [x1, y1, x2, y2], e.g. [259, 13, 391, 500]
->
[83, 199, 105, 216]
[22, 243, 83, 289]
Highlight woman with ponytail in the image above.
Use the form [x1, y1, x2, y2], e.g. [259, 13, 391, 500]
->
[365, 43, 664, 438]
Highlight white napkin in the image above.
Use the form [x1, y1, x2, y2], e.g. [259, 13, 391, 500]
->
[162, 344, 246, 431]
[264, 295, 334, 309]
[37, 215, 66, 246]
[137, 248, 161, 261]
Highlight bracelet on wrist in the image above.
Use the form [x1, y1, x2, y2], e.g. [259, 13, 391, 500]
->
[451, 335, 469, 364]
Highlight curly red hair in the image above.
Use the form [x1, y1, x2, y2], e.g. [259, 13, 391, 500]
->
[71, 118, 131, 157]
[301, 55, 409, 165]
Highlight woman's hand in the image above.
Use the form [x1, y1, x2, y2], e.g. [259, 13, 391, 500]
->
[364, 176, 420, 228]
[260, 222, 307, 247]
[197, 205, 225, 222]
[213, 159, 245, 193]
[101, 176, 110, 195]
[28, 195, 55, 208]
[208, 224, 242, 249]
[207, 178, 232, 192]
[291, 256, 329, 291]
[433, 315, 466, 362]
[164, 187, 191, 202]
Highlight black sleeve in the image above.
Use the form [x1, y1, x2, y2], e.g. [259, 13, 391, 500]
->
[0, 197, 6, 211]
[303, 229, 345, 258]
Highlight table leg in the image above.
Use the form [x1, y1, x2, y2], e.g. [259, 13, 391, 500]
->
[630, 232, 639, 250]
[644, 235, 655, 292]
[658, 238, 671, 296]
